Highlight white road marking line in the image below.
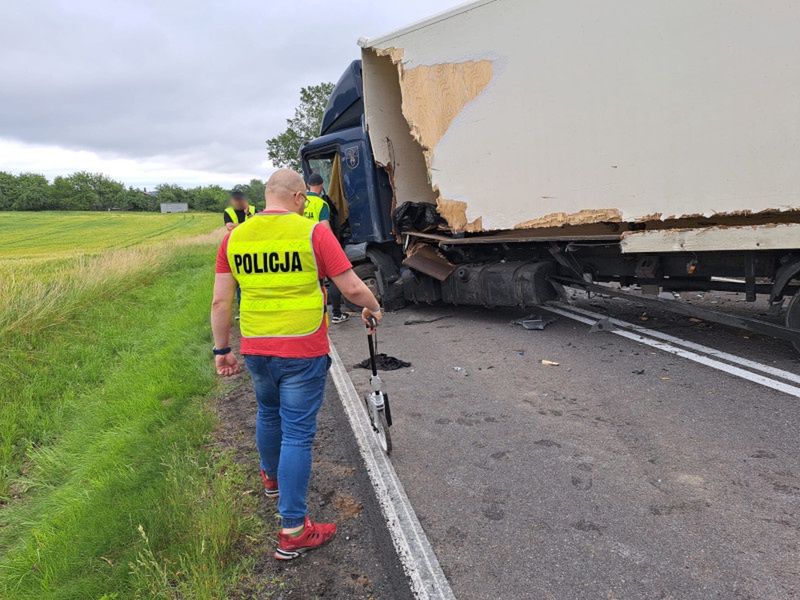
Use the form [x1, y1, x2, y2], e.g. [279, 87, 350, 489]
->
[543, 305, 800, 399]
[550, 301, 800, 385]
[329, 342, 457, 600]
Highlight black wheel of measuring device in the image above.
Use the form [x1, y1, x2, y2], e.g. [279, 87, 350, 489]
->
[786, 291, 800, 354]
[375, 410, 392, 455]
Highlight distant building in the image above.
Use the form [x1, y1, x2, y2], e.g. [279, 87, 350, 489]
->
[160, 203, 188, 213]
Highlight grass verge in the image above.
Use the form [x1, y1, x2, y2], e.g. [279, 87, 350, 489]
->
[0, 243, 259, 599]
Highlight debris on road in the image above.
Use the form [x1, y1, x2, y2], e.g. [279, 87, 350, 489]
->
[512, 314, 556, 330]
[353, 354, 411, 371]
[541, 359, 560, 366]
[590, 317, 615, 333]
[404, 315, 452, 326]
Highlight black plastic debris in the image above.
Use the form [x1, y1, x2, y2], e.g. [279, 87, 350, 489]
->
[394, 201, 446, 233]
[354, 354, 411, 371]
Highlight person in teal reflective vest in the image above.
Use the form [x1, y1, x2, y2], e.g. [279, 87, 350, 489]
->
[223, 190, 257, 231]
[303, 173, 331, 225]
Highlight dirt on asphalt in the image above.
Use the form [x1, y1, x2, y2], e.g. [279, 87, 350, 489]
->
[213, 367, 413, 600]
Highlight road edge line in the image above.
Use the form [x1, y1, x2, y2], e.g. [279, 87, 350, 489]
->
[328, 341, 457, 600]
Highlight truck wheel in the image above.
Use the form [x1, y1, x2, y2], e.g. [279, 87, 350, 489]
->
[353, 261, 380, 304]
[786, 291, 800, 353]
[348, 251, 405, 312]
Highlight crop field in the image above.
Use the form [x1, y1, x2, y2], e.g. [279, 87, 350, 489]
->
[0, 212, 258, 599]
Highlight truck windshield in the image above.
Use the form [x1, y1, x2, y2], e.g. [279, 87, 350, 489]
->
[307, 157, 334, 190]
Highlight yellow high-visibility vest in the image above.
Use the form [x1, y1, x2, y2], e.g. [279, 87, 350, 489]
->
[225, 204, 256, 224]
[303, 193, 329, 222]
[226, 213, 324, 338]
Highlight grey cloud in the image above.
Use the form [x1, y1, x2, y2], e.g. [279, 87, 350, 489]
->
[0, 0, 460, 184]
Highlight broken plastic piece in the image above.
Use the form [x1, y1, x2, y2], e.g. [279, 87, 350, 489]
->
[402, 243, 457, 281]
[512, 314, 556, 330]
[590, 317, 615, 333]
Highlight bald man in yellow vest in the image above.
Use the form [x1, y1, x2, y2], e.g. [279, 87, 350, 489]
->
[211, 168, 382, 560]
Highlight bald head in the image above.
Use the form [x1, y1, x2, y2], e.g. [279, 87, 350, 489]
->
[265, 169, 306, 214]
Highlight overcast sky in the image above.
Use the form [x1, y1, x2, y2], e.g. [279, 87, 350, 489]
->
[0, 0, 461, 188]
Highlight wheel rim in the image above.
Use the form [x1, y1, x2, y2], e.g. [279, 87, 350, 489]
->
[375, 411, 392, 454]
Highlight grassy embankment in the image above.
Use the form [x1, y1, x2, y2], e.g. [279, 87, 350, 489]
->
[0, 212, 261, 599]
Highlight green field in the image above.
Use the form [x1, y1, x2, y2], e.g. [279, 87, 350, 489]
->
[0, 211, 220, 259]
[0, 212, 258, 599]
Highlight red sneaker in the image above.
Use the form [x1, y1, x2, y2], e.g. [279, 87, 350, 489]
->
[260, 469, 278, 499]
[274, 516, 337, 560]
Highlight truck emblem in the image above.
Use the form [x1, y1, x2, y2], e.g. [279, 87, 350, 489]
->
[345, 146, 360, 169]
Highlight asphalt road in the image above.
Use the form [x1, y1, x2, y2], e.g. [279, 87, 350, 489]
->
[330, 292, 800, 600]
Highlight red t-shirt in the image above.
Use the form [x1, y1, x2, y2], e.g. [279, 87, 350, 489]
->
[215, 209, 352, 358]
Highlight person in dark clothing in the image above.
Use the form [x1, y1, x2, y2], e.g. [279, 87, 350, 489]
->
[223, 189, 255, 314]
[305, 173, 349, 324]
[223, 190, 256, 231]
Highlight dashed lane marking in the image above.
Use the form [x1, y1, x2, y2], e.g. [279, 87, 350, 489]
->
[544, 304, 800, 399]
[550, 301, 800, 385]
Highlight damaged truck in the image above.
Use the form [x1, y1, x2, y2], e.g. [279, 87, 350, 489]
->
[300, 0, 800, 351]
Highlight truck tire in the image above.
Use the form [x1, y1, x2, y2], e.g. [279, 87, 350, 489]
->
[348, 251, 406, 312]
[786, 291, 800, 354]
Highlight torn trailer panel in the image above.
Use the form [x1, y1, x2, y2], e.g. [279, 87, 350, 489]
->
[301, 1, 800, 352]
[360, 0, 800, 235]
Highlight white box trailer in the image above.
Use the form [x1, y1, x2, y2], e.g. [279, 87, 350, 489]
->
[360, 0, 800, 249]
[302, 0, 800, 349]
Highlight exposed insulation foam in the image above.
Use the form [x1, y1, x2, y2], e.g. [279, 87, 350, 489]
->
[361, 49, 438, 207]
[436, 198, 483, 233]
[399, 60, 493, 170]
[514, 208, 623, 229]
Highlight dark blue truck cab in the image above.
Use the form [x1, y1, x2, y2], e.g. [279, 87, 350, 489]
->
[300, 60, 394, 246]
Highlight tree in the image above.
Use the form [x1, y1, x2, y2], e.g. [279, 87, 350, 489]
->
[92, 174, 125, 210]
[51, 172, 126, 210]
[155, 184, 192, 207]
[120, 187, 156, 211]
[0, 173, 267, 213]
[0, 172, 17, 211]
[12, 173, 51, 211]
[190, 185, 228, 212]
[266, 82, 334, 171]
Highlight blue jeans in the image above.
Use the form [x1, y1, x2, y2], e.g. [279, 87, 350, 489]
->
[244, 354, 330, 528]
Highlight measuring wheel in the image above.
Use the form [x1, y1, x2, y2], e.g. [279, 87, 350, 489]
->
[364, 316, 394, 455]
